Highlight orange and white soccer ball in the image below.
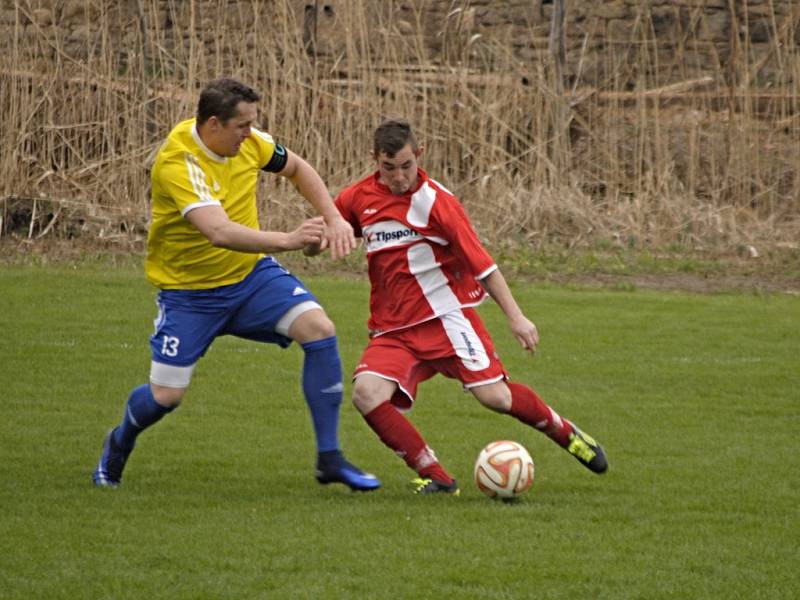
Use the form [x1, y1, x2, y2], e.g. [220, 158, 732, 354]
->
[474, 440, 535, 499]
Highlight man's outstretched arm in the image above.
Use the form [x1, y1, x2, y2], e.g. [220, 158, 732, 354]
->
[480, 269, 540, 353]
[278, 149, 357, 260]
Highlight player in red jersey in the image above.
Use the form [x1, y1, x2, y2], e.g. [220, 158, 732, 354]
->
[332, 119, 608, 494]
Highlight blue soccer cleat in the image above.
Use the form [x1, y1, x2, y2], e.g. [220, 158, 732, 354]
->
[92, 428, 131, 488]
[315, 450, 381, 491]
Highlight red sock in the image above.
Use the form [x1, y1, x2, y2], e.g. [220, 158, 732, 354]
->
[507, 382, 573, 447]
[364, 401, 454, 483]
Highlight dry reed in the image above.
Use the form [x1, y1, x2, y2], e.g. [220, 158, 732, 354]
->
[1, 0, 798, 256]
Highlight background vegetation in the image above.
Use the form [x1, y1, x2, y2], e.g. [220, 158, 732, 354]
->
[1, 0, 798, 267]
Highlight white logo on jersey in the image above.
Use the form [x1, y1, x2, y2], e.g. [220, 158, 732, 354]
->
[363, 208, 377, 214]
[363, 220, 422, 253]
[292, 287, 308, 296]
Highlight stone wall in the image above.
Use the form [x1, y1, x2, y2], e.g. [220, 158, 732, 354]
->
[305, 0, 798, 86]
[4, 0, 798, 87]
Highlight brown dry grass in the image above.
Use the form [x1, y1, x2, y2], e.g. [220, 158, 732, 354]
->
[1, 0, 798, 264]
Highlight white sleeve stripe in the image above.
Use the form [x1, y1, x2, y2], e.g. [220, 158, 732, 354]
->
[428, 177, 453, 195]
[476, 265, 498, 280]
[181, 199, 221, 216]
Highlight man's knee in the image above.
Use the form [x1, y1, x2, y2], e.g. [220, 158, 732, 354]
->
[149, 360, 193, 407]
[352, 376, 395, 415]
[473, 381, 512, 413]
[151, 383, 186, 407]
[288, 308, 336, 343]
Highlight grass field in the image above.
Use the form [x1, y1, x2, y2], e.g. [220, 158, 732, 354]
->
[1, 264, 798, 599]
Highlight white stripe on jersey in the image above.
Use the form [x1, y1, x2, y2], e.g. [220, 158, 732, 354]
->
[407, 243, 462, 316]
[407, 181, 437, 227]
[182, 154, 220, 216]
[439, 310, 491, 371]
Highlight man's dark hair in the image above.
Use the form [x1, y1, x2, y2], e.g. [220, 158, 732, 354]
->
[197, 78, 260, 125]
[374, 118, 418, 157]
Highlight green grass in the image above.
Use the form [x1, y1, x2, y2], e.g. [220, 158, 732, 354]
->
[1, 264, 798, 599]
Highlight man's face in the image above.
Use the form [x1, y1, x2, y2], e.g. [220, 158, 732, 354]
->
[375, 143, 422, 195]
[205, 101, 257, 157]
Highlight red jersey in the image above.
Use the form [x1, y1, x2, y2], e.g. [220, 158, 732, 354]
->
[335, 169, 497, 336]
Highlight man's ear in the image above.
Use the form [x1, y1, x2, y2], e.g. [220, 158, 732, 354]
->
[206, 116, 221, 131]
[415, 145, 425, 160]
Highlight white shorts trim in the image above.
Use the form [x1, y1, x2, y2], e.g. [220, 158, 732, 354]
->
[353, 370, 415, 412]
[275, 300, 322, 336]
[150, 360, 196, 388]
[463, 374, 506, 390]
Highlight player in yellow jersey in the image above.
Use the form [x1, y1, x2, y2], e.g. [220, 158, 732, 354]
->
[92, 78, 380, 491]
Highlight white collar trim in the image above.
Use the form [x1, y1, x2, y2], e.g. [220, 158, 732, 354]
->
[191, 123, 227, 163]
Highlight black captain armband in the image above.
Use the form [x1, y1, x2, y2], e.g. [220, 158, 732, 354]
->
[262, 143, 288, 173]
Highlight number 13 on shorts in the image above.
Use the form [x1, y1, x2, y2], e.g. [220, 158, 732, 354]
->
[160, 335, 180, 357]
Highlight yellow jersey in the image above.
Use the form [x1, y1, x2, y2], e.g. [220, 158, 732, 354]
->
[145, 118, 281, 289]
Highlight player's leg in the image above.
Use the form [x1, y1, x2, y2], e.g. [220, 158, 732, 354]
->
[282, 306, 340, 452]
[467, 377, 608, 475]
[225, 262, 379, 490]
[92, 376, 185, 488]
[505, 382, 608, 474]
[93, 291, 218, 488]
[113, 368, 189, 452]
[283, 306, 380, 491]
[226, 258, 379, 489]
[444, 307, 608, 474]
[470, 379, 571, 444]
[352, 337, 459, 495]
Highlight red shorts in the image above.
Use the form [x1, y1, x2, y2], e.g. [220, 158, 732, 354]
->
[353, 308, 507, 410]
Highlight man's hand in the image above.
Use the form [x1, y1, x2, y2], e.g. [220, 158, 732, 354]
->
[323, 214, 358, 260]
[285, 216, 325, 251]
[480, 269, 539, 355]
[508, 314, 539, 354]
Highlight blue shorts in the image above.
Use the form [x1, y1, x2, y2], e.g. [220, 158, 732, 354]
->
[149, 257, 319, 366]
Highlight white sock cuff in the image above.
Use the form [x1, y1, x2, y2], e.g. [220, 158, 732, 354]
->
[150, 361, 196, 388]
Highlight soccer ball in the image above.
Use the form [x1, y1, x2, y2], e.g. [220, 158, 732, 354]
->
[474, 440, 535, 499]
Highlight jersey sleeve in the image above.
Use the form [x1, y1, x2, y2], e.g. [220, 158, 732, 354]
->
[432, 194, 496, 279]
[157, 152, 222, 216]
[334, 188, 363, 238]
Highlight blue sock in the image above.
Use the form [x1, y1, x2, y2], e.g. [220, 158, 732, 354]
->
[300, 336, 343, 453]
[113, 384, 174, 452]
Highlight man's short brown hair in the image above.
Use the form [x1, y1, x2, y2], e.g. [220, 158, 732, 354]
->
[374, 119, 418, 157]
[197, 78, 260, 125]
